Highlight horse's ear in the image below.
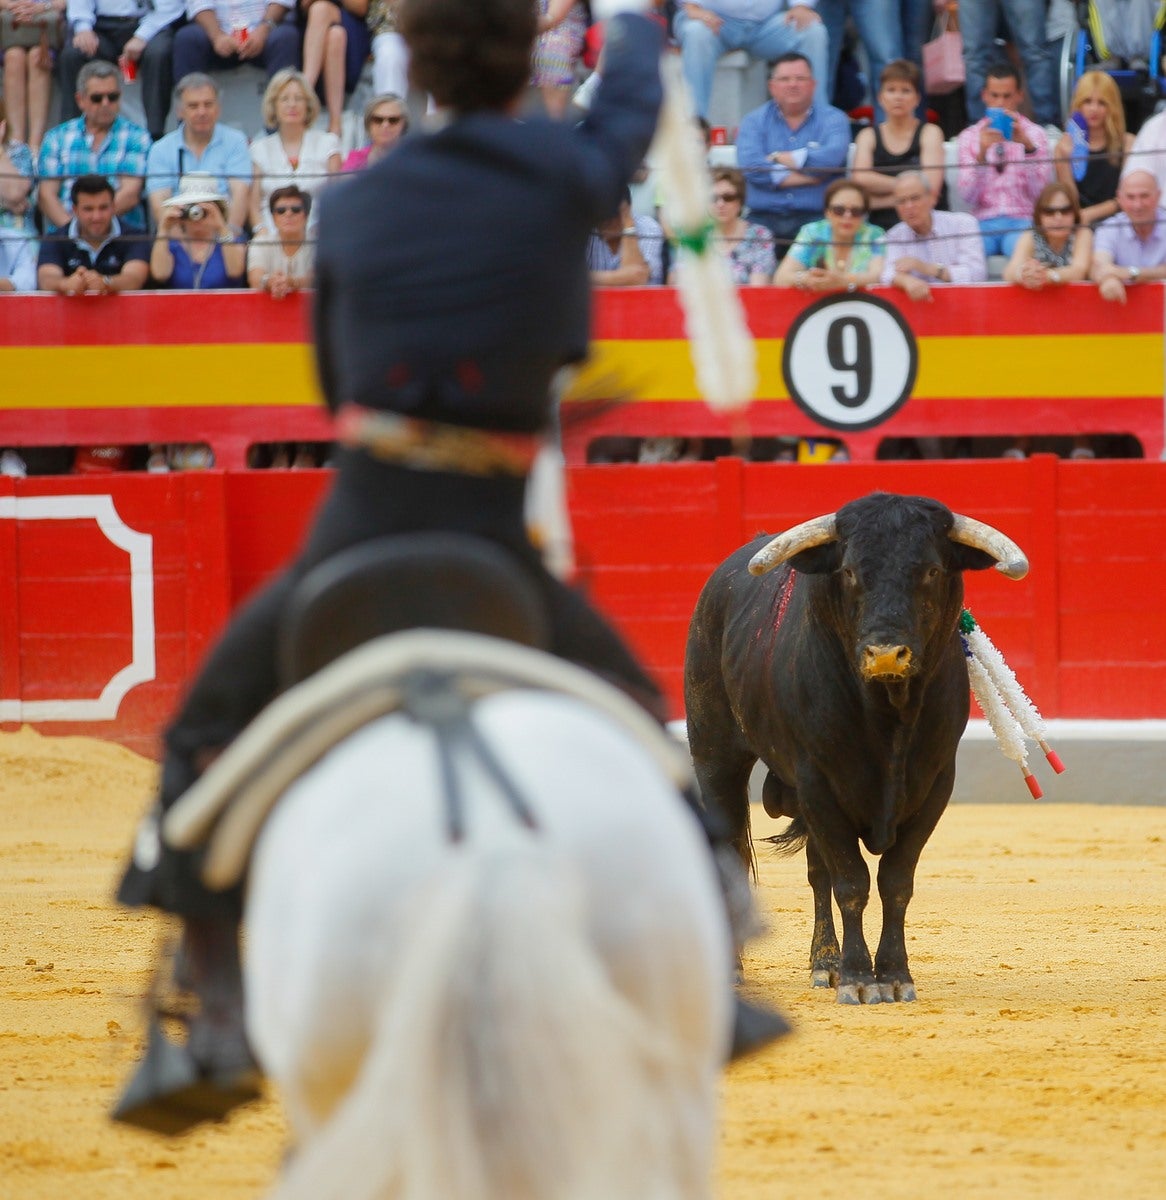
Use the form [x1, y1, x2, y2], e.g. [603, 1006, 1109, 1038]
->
[279, 534, 552, 686]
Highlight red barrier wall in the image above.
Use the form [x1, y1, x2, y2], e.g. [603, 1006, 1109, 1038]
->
[1, 458, 1162, 757]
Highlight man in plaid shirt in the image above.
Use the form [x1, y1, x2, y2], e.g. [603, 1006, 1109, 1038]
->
[37, 59, 151, 236]
[956, 61, 1051, 259]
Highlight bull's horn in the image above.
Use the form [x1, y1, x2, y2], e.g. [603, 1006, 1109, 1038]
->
[949, 514, 1029, 580]
[748, 514, 838, 576]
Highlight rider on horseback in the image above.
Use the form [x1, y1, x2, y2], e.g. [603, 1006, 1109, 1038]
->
[112, 0, 784, 1135]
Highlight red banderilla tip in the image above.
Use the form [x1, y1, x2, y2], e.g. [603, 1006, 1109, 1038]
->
[1039, 740, 1066, 774]
[1023, 769, 1044, 799]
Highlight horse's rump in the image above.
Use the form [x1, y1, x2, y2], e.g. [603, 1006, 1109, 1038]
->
[245, 690, 732, 1200]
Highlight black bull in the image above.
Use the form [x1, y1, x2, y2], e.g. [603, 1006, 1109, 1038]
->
[684, 493, 1028, 1005]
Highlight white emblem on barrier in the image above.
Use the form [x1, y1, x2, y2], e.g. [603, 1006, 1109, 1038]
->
[782, 293, 919, 431]
[0, 494, 155, 721]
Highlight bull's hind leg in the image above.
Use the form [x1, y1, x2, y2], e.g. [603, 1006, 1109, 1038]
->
[690, 749, 756, 874]
[805, 836, 839, 989]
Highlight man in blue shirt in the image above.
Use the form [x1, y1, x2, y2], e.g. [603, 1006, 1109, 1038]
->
[735, 51, 850, 258]
[146, 73, 252, 231]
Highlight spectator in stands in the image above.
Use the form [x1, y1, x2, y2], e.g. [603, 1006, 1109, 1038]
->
[959, 0, 1059, 126]
[38, 59, 150, 234]
[670, 166, 774, 284]
[773, 177, 884, 290]
[0, 224, 36, 289]
[300, 0, 371, 138]
[532, 1, 587, 119]
[1, 0, 65, 154]
[368, 0, 407, 98]
[150, 173, 246, 287]
[672, 2, 829, 121]
[172, 0, 301, 84]
[1003, 181, 1092, 289]
[246, 183, 314, 295]
[57, 0, 183, 141]
[146, 73, 252, 230]
[249, 67, 341, 237]
[0, 96, 37, 235]
[736, 51, 849, 256]
[955, 61, 1051, 258]
[1120, 84, 1166, 194]
[1054, 71, 1130, 228]
[341, 91, 406, 171]
[850, 59, 945, 231]
[36, 171, 149, 292]
[881, 170, 986, 300]
[1090, 169, 1166, 303]
[816, 0, 900, 121]
[587, 185, 664, 285]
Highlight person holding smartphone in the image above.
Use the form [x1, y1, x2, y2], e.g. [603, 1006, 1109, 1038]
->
[955, 60, 1051, 260]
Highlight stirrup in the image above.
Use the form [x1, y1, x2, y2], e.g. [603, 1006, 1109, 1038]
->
[728, 995, 791, 1062]
[111, 1016, 263, 1136]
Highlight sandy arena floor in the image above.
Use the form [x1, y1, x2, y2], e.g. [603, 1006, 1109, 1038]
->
[1, 726, 1164, 1199]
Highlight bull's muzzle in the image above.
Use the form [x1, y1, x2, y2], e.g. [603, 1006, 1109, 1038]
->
[861, 644, 914, 681]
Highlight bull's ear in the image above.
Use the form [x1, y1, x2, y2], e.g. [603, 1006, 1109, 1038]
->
[789, 543, 842, 574]
[948, 543, 999, 573]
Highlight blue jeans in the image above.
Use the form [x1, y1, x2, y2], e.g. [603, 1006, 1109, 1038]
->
[673, 9, 830, 118]
[979, 214, 1029, 257]
[172, 22, 303, 85]
[958, 0, 1060, 125]
[817, 0, 903, 118]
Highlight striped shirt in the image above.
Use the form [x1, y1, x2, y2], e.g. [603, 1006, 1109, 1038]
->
[38, 116, 151, 233]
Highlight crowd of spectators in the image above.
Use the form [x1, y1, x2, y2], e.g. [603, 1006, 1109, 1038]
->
[0, 0, 1162, 472]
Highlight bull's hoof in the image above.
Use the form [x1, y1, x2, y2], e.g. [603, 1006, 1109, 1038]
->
[836, 982, 884, 1005]
[810, 968, 837, 989]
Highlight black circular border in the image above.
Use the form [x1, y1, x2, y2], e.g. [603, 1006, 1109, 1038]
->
[780, 292, 919, 432]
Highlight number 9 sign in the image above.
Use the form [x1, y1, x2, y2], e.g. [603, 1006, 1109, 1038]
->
[781, 293, 918, 431]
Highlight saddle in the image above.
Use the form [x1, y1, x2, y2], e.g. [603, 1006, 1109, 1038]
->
[164, 534, 694, 888]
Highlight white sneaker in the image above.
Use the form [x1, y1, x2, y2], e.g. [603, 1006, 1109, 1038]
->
[0, 449, 28, 478]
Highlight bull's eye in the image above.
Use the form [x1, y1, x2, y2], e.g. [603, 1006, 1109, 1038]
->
[924, 566, 941, 582]
[841, 566, 857, 586]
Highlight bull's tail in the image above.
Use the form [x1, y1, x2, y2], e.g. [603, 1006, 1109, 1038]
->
[763, 815, 809, 856]
[267, 844, 711, 1200]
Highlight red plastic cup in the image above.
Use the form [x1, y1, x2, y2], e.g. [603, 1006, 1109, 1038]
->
[119, 54, 137, 84]
[710, 126, 727, 146]
[233, 22, 249, 44]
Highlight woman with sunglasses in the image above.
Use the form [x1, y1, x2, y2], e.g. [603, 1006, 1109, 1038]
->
[775, 178, 884, 292]
[342, 92, 408, 172]
[685, 166, 774, 286]
[247, 185, 315, 297]
[1003, 182, 1092, 290]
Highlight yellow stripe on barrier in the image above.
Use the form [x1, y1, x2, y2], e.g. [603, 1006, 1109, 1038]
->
[2, 344, 322, 409]
[567, 332, 1161, 405]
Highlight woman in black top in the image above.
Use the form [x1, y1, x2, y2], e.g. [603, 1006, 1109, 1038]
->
[1055, 70, 1133, 227]
[851, 59, 946, 232]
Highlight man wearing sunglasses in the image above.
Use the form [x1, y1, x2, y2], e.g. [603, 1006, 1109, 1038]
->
[37, 59, 150, 235]
[57, 0, 185, 141]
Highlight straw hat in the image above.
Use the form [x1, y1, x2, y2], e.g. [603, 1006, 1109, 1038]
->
[161, 173, 228, 215]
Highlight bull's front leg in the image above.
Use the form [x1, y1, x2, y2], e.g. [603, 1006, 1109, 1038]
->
[872, 775, 953, 1002]
[800, 791, 880, 1004]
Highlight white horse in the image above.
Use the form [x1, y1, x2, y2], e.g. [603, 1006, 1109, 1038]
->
[215, 633, 734, 1200]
